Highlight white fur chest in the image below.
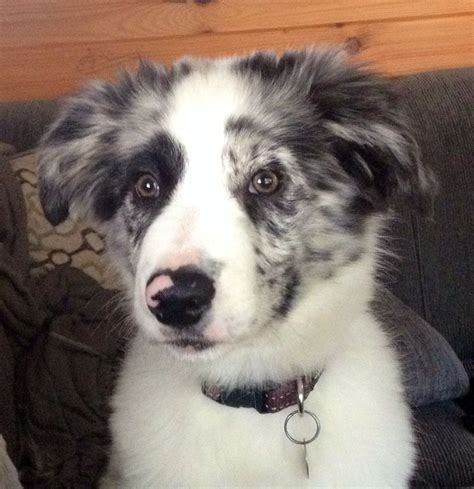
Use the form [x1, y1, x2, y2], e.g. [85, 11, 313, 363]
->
[106, 317, 415, 488]
[109, 339, 310, 487]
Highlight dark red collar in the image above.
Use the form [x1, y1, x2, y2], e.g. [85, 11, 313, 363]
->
[202, 374, 321, 414]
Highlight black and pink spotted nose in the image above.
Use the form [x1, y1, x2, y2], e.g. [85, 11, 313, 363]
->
[145, 267, 215, 328]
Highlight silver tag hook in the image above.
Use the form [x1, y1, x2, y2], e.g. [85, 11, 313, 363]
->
[283, 377, 321, 479]
[296, 377, 304, 415]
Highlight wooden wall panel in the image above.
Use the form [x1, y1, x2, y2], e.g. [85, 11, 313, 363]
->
[1, 0, 471, 47]
[0, 0, 473, 101]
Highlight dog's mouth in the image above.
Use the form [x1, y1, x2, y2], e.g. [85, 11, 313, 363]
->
[165, 337, 216, 352]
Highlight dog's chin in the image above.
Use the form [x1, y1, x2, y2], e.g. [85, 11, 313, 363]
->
[160, 337, 228, 362]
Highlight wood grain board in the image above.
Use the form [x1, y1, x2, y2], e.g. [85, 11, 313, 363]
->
[1, 0, 473, 101]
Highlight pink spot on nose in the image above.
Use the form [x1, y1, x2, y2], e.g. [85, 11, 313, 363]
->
[146, 275, 174, 308]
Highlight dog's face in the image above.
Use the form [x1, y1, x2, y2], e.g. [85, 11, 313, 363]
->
[38, 49, 434, 360]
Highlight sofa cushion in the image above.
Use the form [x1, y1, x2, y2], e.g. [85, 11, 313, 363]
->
[391, 68, 474, 361]
[411, 401, 474, 487]
[374, 289, 469, 407]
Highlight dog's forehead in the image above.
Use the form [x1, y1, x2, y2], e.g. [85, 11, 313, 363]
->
[163, 66, 252, 165]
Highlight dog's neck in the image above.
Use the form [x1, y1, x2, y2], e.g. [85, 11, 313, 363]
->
[201, 374, 321, 413]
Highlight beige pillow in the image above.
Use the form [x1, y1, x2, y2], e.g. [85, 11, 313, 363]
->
[10, 150, 117, 289]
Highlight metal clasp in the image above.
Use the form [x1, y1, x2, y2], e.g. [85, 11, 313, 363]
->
[283, 377, 321, 479]
[296, 377, 304, 415]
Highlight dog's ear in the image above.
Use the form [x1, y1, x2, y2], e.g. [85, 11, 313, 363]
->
[37, 80, 130, 225]
[327, 118, 437, 215]
[38, 61, 169, 225]
[294, 49, 437, 214]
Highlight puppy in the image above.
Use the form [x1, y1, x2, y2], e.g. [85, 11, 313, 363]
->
[38, 48, 435, 487]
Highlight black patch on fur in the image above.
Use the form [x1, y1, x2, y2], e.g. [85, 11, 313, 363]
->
[227, 148, 237, 166]
[132, 132, 185, 192]
[346, 247, 363, 263]
[38, 179, 70, 225]
[120, 132, 186, 241]
[322, 269, 334, 280]
[277, 51, 303, 74]
[171, 61, 193, 81]
[94, 193, 121, 221]
[346, 194, 374, 218]
[274, 270, 300, 317]
[309, 66, 393, 124]
[90, 158, 127, 221]
[333, 141, 389, 211]
[319, 200, 366, 235]
[339, 197, 371, 234]
[271, 197, 299, 217]
[235, 50, 307, 83]
[136, 60, 172, 92]
[307, 249, 333, 262]
[245, 197, 291, 239]
[101, 84, 134, 116]
[73, 132, 184, 225]
[264, 218, 284, 239]
[128, 135, 184, 209]
[313, 176, 338, 192]
[235, 52, 279, 81]
[226, 116, 263, 136]
[99, 129, 119, 146]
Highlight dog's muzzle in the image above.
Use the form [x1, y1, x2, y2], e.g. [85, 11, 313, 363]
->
[146, 266, 215, 328]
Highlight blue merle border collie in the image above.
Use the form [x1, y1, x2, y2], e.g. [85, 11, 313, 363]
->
[38, 48, 435, 487]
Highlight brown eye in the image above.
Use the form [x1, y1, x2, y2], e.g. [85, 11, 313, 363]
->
[135, 174, 159, 199]
[249, 169, 282, 195]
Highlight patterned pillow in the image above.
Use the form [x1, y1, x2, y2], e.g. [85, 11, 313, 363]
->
[9, 150, 117, 289]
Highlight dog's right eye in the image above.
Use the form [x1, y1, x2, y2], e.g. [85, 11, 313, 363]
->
[249, 169, 283, 196]
[135, 174, 160, 199]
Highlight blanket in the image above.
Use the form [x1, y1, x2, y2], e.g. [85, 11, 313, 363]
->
[0, 155, 125, 488]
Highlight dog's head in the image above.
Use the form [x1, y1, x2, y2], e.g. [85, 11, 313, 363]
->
[38, 49, 435, 360]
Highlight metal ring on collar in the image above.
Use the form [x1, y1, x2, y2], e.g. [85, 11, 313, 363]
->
[284, 409, 321, 445]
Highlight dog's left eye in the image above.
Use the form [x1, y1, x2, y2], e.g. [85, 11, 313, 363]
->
[135, 174, 160, 199]
[249, 169, 282, 195]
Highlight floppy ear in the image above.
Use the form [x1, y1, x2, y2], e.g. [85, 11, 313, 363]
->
[38, 61, 169, 225]
[329, 119, 436, 214]
[38, 97, 90, 226]
[37, 80, 128, 225]
[301, 50, 437, 214]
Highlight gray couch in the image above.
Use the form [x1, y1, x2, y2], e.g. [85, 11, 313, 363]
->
[0, 67, 472, 487]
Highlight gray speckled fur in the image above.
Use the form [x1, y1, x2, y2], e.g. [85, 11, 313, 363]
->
[37, 48, 436, 321]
